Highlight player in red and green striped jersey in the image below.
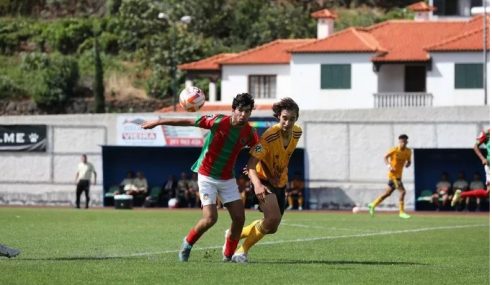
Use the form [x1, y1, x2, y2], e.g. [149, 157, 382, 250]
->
[452, 128, 490, 207]
[141, 93, 259, 262]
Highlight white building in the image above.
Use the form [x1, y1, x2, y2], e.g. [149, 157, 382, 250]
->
[178, 2, 489, 111]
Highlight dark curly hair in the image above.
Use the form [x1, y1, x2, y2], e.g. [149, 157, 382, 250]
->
[398, 134, 409, 140]
[232, 93, 255, 110]
[272, 97, 299, 120]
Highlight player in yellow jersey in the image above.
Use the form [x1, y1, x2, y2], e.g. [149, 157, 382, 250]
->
[368, 134, 412, 219]
[231, 98, 302, 263]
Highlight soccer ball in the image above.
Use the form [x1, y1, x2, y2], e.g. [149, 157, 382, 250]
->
[352, 206, 360, 214]
[168, 198, 178, 208]
[179, 86, 205, 112]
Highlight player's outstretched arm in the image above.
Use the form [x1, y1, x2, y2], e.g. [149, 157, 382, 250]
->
[141, 118, 195, 129]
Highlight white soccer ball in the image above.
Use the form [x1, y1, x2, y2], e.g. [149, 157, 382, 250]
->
[352, 206, 360, 214]
[179, 86, 206, 112]
[168, 198, 178, 208]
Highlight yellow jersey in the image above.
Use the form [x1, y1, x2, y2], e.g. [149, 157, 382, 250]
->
[386, 146, 412, 179]
[249, 123, 302, 188]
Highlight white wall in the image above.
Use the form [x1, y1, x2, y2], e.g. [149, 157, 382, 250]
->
[290, 53, 378, 110]
[303, 106, 489, 210]
[221, 64, 291, 103]
[377, 64, 405, 92]
[429, 52, 490, 106]
[0, 106, 488, 209]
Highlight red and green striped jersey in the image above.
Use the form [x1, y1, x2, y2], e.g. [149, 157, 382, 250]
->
[192, 114, 259, 180]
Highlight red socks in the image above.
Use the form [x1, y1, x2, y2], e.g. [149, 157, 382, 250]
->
[223, 237, 239, 257]
[185, 228, 203, 245]
[460, 189, 490, 199]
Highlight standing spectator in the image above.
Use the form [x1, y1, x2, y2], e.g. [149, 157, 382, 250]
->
[432, 172, 452, 210]
[286, 172, 305, 210]
[176, 172, 190, 207]
[75, 154, 96, 209]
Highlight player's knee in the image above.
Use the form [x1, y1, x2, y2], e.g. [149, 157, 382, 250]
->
[203, 216, 218, 227]
[263, 216, 281, 234]
[231, 212, 245, 226]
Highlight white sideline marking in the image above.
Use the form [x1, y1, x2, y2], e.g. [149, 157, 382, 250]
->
[280, 222, 370, 232]
[107, 223, 487, 259]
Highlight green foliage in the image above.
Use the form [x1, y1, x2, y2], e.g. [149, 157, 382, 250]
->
[29, 53, 80, 108]
[20, 52, 50, 71]
[0, 18, 43, 55]
[93, 36, 105, 113]
[0, 75, 26, 99]
[42, 18, 95, 54]
[248, 3, 316, 46]
[0, 0, 415, 107]
[114, 0, 162, 53]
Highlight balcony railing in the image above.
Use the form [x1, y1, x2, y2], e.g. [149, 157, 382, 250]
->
[374, 92, 433, 108]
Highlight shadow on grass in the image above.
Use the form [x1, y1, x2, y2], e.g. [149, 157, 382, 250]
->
[253, 259, 426, 266]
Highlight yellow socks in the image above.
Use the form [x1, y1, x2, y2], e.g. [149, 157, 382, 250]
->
[240, 219, 262, 239]
[372, 196, 384, 207]
[237, 220, 266, 254]
[399, 201, 404, 213]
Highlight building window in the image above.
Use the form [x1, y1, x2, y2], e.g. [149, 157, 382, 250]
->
[248, 75, 276, 99]
[321, 64, 351, 89]
[455, 63, 483, 89]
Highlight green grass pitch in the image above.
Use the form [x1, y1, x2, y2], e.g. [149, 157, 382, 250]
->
[0, 207, 489, 284]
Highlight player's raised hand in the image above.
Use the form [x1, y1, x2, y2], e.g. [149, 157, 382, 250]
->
[141, 120, 159, 129]
[254, 183, 268, 203]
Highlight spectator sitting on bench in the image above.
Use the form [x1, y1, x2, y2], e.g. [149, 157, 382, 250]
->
[126, 171, 148, 196]
[432, 172, 452, 210]
[116, 171, 136, 195]
[452, 171, 469, 209]
[468, 172, 485, 211]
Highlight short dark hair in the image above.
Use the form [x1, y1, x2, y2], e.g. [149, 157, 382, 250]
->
[232, 93, 255, 110]
[272, 97, 299, 120]
[398, 134, 408, 140]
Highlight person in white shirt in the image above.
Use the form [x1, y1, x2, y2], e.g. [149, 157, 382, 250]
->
[75, 154, 96, 209]
[126, 171, 148, 195]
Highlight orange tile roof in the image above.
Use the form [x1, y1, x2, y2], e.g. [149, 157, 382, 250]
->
[179, 16, 489, 69]
[157, 102, 273, 113]
[292, 17, 489, 62]
[407, 1, 436, 12]
[369, 20, 466, 61]
[178, 53, 237, 71]
[427, 26, 489, 51]
[219, 39, 316, 65]
[291, 28, 386, 53]
[311, 9, 337, 19]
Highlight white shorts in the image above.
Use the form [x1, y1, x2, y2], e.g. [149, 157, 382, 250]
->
[197, 173, 240, 206]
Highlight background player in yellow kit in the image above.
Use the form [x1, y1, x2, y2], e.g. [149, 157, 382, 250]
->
[368, 134, 412, 219]
[231, 98, 302, 263]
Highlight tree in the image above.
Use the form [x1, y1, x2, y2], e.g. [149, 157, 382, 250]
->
[93, 35, 105, 113]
